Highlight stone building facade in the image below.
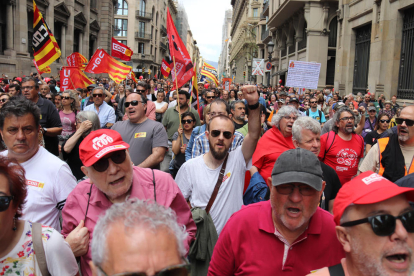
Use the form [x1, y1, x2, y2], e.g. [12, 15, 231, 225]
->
[0, 0, 115, 77]
[218, 9, 232, 81]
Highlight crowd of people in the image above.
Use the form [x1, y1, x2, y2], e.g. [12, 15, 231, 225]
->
[0, 73, 414, 276]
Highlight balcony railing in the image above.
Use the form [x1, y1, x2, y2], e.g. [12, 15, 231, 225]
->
[261, 29, 269, 41]
[135, 32, 151, 40]
[160, 41, 167, 51]
[261, 0, 269, 19]
[136, 10, 152, 19]
[161, 25, 167, 34]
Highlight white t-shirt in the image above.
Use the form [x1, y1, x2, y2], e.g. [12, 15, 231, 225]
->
[1, 147, 77, 231]
[0, 220, 78, 276]
[154, 101, 168, 110]
[175, 146, 251, 235]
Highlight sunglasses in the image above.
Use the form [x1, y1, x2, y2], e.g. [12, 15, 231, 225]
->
[369, 110, 376, 112]
[310, 101, 317, 104]
[0, 195, 14, 212]
[93, 94, 103, 98]
[62, 96, 71, 100]
[92, 150, 127, 172]
[380, 119, 390, 123]
[181, 119, 194, 124]
[136, 89, 146, 93]
[210, 130, 233, 139]
[206, 96, 215, 99]
[97, 263, 190, 276]
[0, 98, 7, 103]
[341, 210, 414, 236]
[125, 100, 143, 108]
[275, 184, 317, 196]
[45, 97, 52, 100]
[396, 118, 414, 127]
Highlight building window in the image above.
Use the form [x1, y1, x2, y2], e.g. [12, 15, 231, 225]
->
[54, 22, 62, 50]
[91, 0, 96, 10]
[116, 0, 128, 15]
[89, 35, 95, 59]
[328, 17, 338, 48]
[118, 40, 127, 45]
[114, 19, 128, 36]
[27, 10, 34, 57]
[140, 0, 146, 12]
[253, 8, 258, 17]
[73, 29, 81, 53]
[139, 21, 145, 34]
[151, 45, 153, 55]
[138, 42, 144, 54]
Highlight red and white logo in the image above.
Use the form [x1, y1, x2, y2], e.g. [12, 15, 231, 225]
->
[362, 173, 385, 185]
[113, 43, 127, 54]
[336, 148, 358, 168]
[92, 134, 114, 150]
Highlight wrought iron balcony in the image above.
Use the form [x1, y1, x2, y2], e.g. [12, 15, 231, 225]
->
[161, 25, 167, 34]
[160, 41, 168, 51]
[136, 10, 152, 20]
[135, 32, 151, 40]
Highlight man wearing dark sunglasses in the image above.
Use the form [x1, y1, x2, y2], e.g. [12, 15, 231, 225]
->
[62, 129, 196, 276]
[84, 87, 116, 128]
[112, 92, 168, 169]
[360, 105, 414, 182]
[209, 149, 345, 275]
[309, 171, 414, 276]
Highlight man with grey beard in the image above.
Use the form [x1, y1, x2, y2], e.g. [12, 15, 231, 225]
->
[360, 106, 414, 182]
[309, 171, 414, 276]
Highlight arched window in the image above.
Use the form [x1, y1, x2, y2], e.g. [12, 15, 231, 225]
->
[328, 17, 338, 47]
[140, 0, 146, 12]
[116, 0, 128, 15]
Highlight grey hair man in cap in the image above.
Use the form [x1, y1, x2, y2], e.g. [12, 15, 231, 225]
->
[209, 148, 344, 275]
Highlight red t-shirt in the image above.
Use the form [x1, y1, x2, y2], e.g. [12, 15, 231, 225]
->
[208, 201, 345, 276]
[319, 132, 364, 185]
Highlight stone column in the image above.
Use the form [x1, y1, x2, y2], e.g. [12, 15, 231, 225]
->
[4, 1, 16, 56]
[61, 24, 66, 59]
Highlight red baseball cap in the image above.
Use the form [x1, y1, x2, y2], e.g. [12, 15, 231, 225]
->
[15, 77, 22, 82]
[333, 171, 414, 225]
[79, 129, 130, 167]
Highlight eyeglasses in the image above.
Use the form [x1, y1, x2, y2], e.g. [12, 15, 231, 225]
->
[206, 96, 215, 99]
[136, 89, 146, 94]
[369, 110, 377, 112]
[125, 100, 143, 108]
[380, 119, 390, 123]
[0, 195, 14, 212]
[96, 262, 190, 276]
[339, 116, 355, 121]
[62, 96, 71, 100]
[210, 130, 233, 139]
[275, 184, 317, 196]
[0, 98, 8, 103]
[92, 150, 127, 172]
[22, 86, 34, 90]
[92, 94, 103, 98]
[283, 116, 298, 121]
[341, 210, 414, 236]
[396, 118, 414, 127]
[181, 119, 194, 124]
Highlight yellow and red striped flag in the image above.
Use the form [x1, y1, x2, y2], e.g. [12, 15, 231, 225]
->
[32, 0, 61, 71]
[130, 71, 138, 83]
[85, 49, 131, 84]
[33, 59, 51, 75]
[60, 66, 95, 90]
[67, 52, 88, 71]
[200, 62, 219, 86]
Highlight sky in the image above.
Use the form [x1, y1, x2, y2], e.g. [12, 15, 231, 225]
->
[178, 0, 232, 65]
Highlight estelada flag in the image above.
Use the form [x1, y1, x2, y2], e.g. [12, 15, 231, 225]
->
[67, 52, 88, 71]
[60, 66, 94, 90]
[111, 38, 133, 61]
[167, 8, 194, 89]
[85, 49, 132, 84]
[161, 58, 172, 77]
[32, 0, 61, 71]
[32, 59, 50, 75]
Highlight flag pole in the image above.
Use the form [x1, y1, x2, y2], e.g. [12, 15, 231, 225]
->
[173, 56, 183, 146]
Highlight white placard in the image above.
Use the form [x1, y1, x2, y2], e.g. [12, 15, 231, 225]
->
[285, 60, 321, 89]
[252, 58, 265, 76]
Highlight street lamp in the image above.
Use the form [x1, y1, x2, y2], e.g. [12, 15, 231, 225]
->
[267, 41, 274, 87]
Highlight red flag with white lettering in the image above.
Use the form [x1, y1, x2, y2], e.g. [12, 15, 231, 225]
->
[161, 58, 172, 77]
[166, 8, 193, 89]
[111, 38, 133, 61]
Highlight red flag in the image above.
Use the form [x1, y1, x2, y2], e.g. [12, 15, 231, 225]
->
[85, 49, 132, 84]
[111, 38, 133, 61]
[66, 52, 88, 71]
[161, 58, 172, 77]
[167, 8, 194, 90]
[60, 66, 95, 90]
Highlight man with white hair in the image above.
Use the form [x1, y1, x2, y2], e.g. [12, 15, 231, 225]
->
[292, 117, 341, 213]
[90, 199, 190, 276]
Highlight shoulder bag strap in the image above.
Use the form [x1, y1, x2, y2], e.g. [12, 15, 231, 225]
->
[32, 222, 51, 276]
[152, 169, 156, 203]
[205, 154, 229, 214]
[328, 263, 345, 276]
[322, 131, 336, 162]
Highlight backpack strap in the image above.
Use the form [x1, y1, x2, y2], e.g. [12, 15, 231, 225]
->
[306, 109, 309, 116]
[328, 263, 345, 276]
[318, 110, 322, 123]
[322, 131, 336, 162]
[32, 222, 51, 276]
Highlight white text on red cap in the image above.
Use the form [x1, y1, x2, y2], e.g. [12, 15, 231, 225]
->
[92, 134, 114, 151]
[362, 173, 385, 185]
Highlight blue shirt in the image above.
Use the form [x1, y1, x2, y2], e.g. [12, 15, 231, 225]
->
[185, 125, 207, 161]
[84, 101, 116, 127]
[191, 131, 244, 159]
[307, 109, 326, 124]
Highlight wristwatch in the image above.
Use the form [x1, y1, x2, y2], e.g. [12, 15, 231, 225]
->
[42, 127, 48, 134]
[248, 102, 260, 110]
